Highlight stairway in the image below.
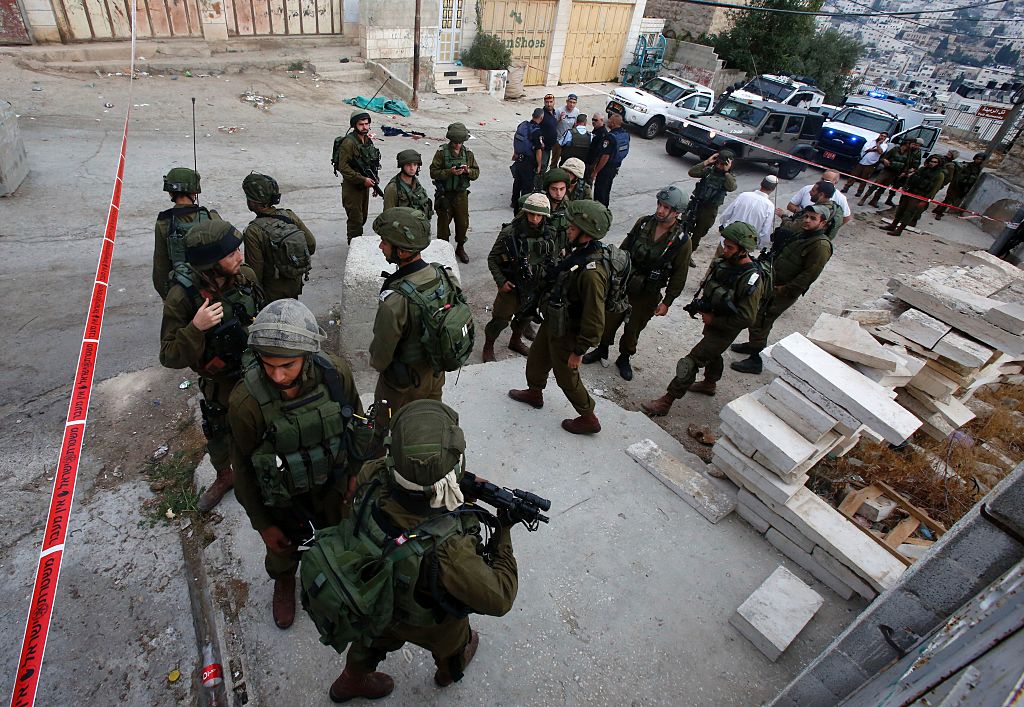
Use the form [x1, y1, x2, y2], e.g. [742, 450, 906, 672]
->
[434, 66, 487, 95]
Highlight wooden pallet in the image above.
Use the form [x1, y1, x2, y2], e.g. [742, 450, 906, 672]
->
[838, 481, 947, 566]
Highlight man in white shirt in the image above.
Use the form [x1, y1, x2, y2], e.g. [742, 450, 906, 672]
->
[786, 170, 851, 226]
[552, 94, 580, 166]
[841, 132, 889, 197]
[718, 176, 777, 250]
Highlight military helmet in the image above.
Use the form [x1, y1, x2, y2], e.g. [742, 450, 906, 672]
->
[350, 110, 371, 127]
[446, 122, 470, 142]
[562, 158, 586, 180]
[522, 192, 551, 218]
[184, 220, 243, 270]
[163, 167, 201, 195]
[720, 221, 758, 252]
[543, 168, 570, 188]
[565, 199, 612, 240]
[397, 149, 422, 167]
[717, 149, 736, 162]
[248, 298, 326, 356]
[373, 207, 431, 252]
[656, 185, 687, 212]
[974, 152, 987, 161]
[242, 172, 281, 206]
[387, 400, 466, 486]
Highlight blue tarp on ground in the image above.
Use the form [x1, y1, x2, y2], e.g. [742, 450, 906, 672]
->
[343, 96, 411, 117]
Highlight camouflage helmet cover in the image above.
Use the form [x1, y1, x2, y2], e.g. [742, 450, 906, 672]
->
[397, 149, 423, 167]
[242, 172, 281, 206]
[248, 298, 326, 355]
[373, 206, 431, 252]
[387, 400, 466, 486]
[562, 157, 586, 180]
[521, 192, 551, 217]
[720, 221, 758, 251]
[716, 148, 736, 162]
[184, 220, 243, 270]
[446, 122, 470, 142]
[565, 199, 612, 239]
[163, 167, 201, 194]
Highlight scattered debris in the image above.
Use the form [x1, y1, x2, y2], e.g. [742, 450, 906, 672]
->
[178, 380, 192, 389]
[168, 669, 181, 684]
[152, 444, 169, 460]
[240, 90, 280, 111]
[687, 424, 716, 446]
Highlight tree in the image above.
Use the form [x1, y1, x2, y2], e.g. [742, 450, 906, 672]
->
[705, 0, 862, 103]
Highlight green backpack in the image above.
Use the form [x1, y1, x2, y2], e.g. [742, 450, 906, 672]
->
[255, 212, 312, 281]
[397, 265, 475, 373]
[599, 242, 633, 314]
[299, 483, 473, 653]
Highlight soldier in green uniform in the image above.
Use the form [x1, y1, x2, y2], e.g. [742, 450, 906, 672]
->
[777, 180, 842, 240]
[153, 167, 220, 299]
[860, 139, 921, 208]
[334, 110, 382, 243]
[383, 149, 434, 221]
[229, 299, 363, 630]
[430, 122, 479, 263]
[641, 222, 768, 416]
[483, 193, 561, 362]
[562, 158, 593, 201]
[934, 152, 986, 219]
[686, 150, 738, 253]
[509, 199, 612, 435]
[370, 207, 454, 421]
[730, 205, 834, 374]
[884, 154, 946, 237]
[583, 185, 691, 381]
[160, 221, 263, 512]
[328, 400, 517, 702]
[241, 172, 316, 301]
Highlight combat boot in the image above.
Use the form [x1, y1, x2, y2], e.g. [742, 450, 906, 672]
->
[330, 661, 395, 703]
[731, 355, 763, 375]
[641, 394, 675, 417]
[523, 321, 539, 341]
[508, 388, 544, 409]
[435, 630, 480, 687]
[582, 344, 609, 364]
[729, 342, 759, 355]
[455, 244, 470, 264]
[508, 331, 530, 356]
[272, 573, 296, 629]
[561, 413, 602, 434]
[481, 337, 496, 363]
[615, 354, 633, 381]
[688, 379, 716, 396]
[884, 194, 896, 207]
[198, 465, 235, 513]
[866, 194, 880, 208]
[888, 225, 905, 237]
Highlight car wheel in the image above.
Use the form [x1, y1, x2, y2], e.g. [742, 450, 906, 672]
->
[643, 117, 664, 139]
[665, 139, 686, 157]
[778, 160, 803, 180]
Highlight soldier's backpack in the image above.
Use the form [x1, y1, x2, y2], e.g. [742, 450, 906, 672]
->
[299, 483, 474, 653]
[397, 265, 475, 373]
[331, 135, 345, 175]
[158, 205, 212, 267]
[255, 212, 313, 281]
[598, 242, 633, 314]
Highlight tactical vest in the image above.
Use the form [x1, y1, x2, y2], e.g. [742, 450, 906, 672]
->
[607, 129, 630, 168]
[171, 267, 261, 377]
[761, 229, 832, 287]
[243, 352, 362, 508]
[883, 147, 911, 173]
[351, 134, 382, 173]
[389, 175, 434, 220]
[568, 180, 591, 202]
[438, 145, 471, 193]
[158, 205, 212, 267]
[383, 264, 472, 372]
[561, 129, 592, 163]
[956, 163, 982, 191]
[253, 211, 313, 281]
[623, 217, 688, 294]
[691, 170, 730, 209]
[700, 259, 765, 316]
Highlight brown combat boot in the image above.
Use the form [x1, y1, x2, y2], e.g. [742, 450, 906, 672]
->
[435, 630, 480, 687]
[688, 379, 717, 396]
[561, 412, 601, 434]
[198, 465, 235, 513]
[482, 336, 496, 363]
[508, 387, 544, 409]
[641, 394, 676, 417]
[272, 573, 296, 629]
[330, 662, 395, 703]
[455, 243, 470, 263]
[508, 331, 530, 356]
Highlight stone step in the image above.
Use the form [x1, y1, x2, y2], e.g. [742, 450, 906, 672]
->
[436, 83, 487, 95]
[313, 68, 374, 83]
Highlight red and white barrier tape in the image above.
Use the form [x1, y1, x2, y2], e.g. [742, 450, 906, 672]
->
[9, 8, 135, 707]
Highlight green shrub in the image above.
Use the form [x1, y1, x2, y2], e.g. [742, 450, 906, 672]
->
[461, 33, 512, 70]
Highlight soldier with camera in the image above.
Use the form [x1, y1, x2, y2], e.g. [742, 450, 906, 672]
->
[685, 149, 738, 254]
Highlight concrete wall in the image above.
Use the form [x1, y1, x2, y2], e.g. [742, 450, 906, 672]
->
[770, 462, 1024, 706]
[962, 172, 1024, 238]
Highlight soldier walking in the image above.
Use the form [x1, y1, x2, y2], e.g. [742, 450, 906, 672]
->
[430, 122, 479, 263]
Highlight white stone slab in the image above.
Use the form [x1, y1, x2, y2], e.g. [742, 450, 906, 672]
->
[770, 334, 922, 445]
[764, 528, 855, 601]
[811, 547, 878, 601]
[737, 501, 770, 534]
[730, 566, 824, 662]
[807, 313, 900, 371]
[763, 379, 838, 444]
[739, 489, 815, 554]
[719, 420, 756, 458]
[890, 308, 951, 349]
[721, 392, 817, 479]
[712, 437, 807, 507]
[625, 439, 736, 524]
[904, 386, 975, 428]
[907, 364, 960, 400]
[984, 302, 1024, 336]
[897, 392, 955, 442]
[841, 308, 894, 326]
[763, 353, 862, 436]
[960, 250, 1024, 281]
[932, 330, 992, 369]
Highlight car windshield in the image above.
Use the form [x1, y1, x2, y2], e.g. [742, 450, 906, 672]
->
[740, 77, 793, 102]
[833, 108, 895, 133]
[715, 100, 768, 127]
[641, 78, 686, 102]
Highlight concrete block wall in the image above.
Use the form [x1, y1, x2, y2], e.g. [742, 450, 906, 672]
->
[19, 0, 60, 42]
[769, 462, 1024, 706]
[962, 172, 1024, 238]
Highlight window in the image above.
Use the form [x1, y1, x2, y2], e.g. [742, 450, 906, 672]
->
[762, 115, 785, 133]
[784, 116, 803, 134]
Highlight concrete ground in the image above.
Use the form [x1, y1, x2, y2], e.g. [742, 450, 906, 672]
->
[0, 42, 1001, 705]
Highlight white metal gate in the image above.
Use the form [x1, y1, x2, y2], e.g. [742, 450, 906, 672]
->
[437, 0, 464, 63]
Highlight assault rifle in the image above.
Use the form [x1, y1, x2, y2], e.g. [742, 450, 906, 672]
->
[460, 471, 550, 530]
[350, 157, 384, 198]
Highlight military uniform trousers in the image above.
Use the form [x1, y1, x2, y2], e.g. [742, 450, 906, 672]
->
[342, 181, 370, 242]
[198, 375, 236, 472]
[485, 289, 528, 340]
[690, 206, 718, 250]
[667, 324, 744, 398]
[348, 614, 474, 676]
[436, 191, 470, 244]
[593, 167, 618, 207]
[747, 292, 801, 351]
[600, 290, 661, 356]
[892, 193, 929, 229]
[264, 491, 344, 579]
[525, 322, 595, 415]
[933, 184, 967, 217]
[864, 168, 900, 201]
[844, 163, 877, 196]
[374, 366, 445, 423]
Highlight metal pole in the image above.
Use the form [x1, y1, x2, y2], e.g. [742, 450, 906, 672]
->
[412, 0, 422, 110]
[985, 98, 1024, 158]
